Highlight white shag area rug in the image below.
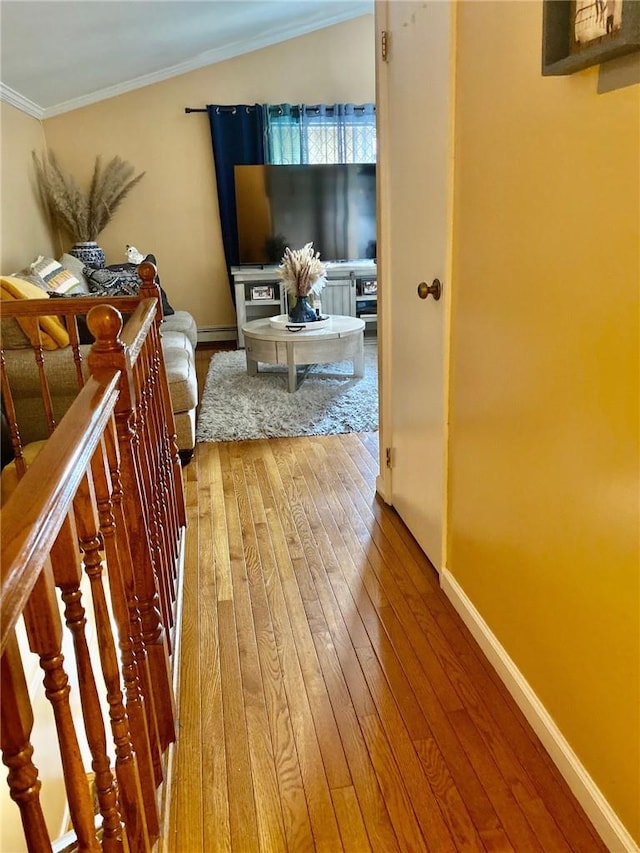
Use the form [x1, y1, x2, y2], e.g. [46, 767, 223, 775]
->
[196, 343, 378, 442]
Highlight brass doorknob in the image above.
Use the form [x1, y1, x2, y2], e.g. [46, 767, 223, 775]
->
[417, 279, 442, 301]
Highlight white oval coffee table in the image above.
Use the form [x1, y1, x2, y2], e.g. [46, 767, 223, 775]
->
[242, 315, 365, 393]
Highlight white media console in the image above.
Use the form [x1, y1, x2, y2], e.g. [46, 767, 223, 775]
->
[231, 261, 377, 348]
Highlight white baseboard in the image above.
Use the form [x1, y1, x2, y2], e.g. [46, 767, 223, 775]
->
[197, 325, 237, 344]
[440, 567, 639, 853]
[375, 473, 391, 503]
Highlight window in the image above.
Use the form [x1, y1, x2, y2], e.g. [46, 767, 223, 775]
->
[265, 103, 376, 165]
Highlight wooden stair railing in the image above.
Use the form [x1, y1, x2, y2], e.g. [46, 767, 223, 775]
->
[1, 301, 184, 852]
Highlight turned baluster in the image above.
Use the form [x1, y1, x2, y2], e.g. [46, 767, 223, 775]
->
[86, 440, 157, 848]
[137, 262, 186, 528]
[87, 306, 175, 758]
[138, 339, 175, 611]
[127, 352, 169, 662]
[29, 328, 58, 436]
[23, 562, 100, 852]
[1, 352, 27, 478]
[50, 512, 123, 853]
[132, 354, 172, 639]
[100, 419, 163, 796]
[1, 630, 51, 852]
[151, 321, 187, 535]
[146, 320, 183, 559]
[143, 334, 179, 604]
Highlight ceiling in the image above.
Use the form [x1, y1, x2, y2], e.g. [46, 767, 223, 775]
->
[0, 0, 373, 118]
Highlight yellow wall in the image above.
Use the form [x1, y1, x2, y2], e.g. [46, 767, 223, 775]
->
[40, 16, 375, 331]
[0, 102, 56, 272]
[449, 0, 639, 840]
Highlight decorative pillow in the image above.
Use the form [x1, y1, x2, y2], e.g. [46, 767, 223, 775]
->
[29, 256, 80, 294]
[104, 254, 175, 316]
[0, 275, 70, 350]
[2, 271, 55, 347]
[10, 270, 50, 292]
[84, 266, 138, 297]
[59, 253, 91, 294]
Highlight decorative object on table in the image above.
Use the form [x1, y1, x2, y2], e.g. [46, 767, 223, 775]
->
[251, 285, 275, 301]
[542, 0, 640, 76]
[196, 343, 378, 442]
[126, 245, 145, 264]
[277, 242, 327, 324]
[268, 314, 331, 331]
[32, 150, 146, 268]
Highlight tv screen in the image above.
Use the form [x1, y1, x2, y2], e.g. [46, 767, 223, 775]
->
[234, 163, 376, 265]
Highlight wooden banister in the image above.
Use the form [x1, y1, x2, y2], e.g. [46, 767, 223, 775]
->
[1, 373, 121, 652]
[1, 285, 183, 852]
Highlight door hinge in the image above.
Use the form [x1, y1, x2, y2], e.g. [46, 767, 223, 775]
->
[381, 30, 389, 62]
[385, 447, 394, 468]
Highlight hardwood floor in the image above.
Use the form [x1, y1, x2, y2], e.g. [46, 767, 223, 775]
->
[165, 347, 606, 852]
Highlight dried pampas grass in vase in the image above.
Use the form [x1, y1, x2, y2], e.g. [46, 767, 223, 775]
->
[32, 150, 145, 267]
[277, 242, 327, 324]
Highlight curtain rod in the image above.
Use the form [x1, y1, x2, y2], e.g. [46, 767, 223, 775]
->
[185, 107, 207, 113]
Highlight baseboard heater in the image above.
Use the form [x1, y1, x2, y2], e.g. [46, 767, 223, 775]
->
[196, 325, 237, 343]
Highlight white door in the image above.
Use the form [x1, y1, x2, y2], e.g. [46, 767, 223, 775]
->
[376, 0, 454, 570]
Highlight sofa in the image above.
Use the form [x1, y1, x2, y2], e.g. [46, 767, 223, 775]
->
[1, 253, 199, 463]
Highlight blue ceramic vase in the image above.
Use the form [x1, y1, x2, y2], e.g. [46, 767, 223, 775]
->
[289, 295, 317, 324]
[69, 241, 106, 269]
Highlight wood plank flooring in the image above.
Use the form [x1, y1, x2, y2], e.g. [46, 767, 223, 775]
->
[165, 348, 606, 852]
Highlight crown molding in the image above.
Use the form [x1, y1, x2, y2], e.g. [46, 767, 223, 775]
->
[0, 83, 44, 119]
[41, 9, 372, 118]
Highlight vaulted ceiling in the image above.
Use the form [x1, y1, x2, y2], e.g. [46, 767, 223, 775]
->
[0, 0, 373, 118]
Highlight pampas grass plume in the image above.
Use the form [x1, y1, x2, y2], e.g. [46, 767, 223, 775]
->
[32, 150, 145, 242]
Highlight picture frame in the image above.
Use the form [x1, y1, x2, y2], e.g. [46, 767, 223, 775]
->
[251, 285, 275, 301]
[362, 280, 378, 295]
[542, 0, 640, 76]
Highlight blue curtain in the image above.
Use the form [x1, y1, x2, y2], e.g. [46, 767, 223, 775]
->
[207, 104, 265, 295]
[265, 103, 376, 164]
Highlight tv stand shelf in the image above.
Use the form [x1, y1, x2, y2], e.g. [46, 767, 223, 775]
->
[232, 262, 376, 347]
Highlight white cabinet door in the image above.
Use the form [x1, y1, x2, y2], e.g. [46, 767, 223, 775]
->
[322, 279, 355, 317]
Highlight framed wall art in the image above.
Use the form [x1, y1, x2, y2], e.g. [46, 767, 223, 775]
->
[542, 0, 640, 75]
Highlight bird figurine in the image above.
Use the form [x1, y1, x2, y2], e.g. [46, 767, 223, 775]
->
[126, 245, 145, 264]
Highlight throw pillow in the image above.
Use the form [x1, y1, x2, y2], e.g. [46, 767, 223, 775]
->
[84, 267, 139, 297]
[1, 270, 52, 346]
[29, 256, 80, 294]
[59, 253, 91, 294]
[0, 275, 70, 350]
[10, 270, 50, 292]
[104, 254, 175, 316]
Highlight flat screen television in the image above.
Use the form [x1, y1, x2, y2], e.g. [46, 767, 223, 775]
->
[234, 163, 376, 265]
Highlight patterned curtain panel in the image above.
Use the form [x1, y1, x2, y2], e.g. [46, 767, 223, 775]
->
[265, 103, 376, 165]
[264, 104, 303, 164]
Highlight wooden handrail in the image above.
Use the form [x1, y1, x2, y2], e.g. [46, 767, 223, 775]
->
[1, 285, 183, 852]
[0, 372, 120, 654]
